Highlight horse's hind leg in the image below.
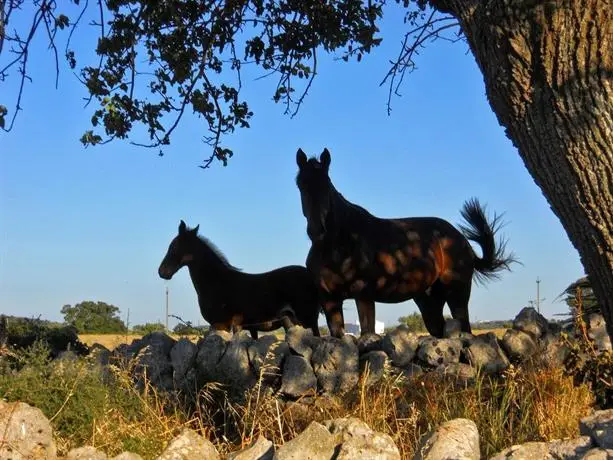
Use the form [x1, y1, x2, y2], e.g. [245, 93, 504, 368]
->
[356, 299, 375, 335]
[414, 281, 446, 338]
[445, 281, 472, 334]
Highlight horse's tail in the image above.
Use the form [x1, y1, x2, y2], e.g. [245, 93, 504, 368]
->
[458, 198, 518, 284]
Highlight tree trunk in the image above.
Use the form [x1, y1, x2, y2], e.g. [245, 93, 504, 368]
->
[432, 0, 613, 339]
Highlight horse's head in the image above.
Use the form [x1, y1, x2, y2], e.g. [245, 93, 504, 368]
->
[158, 220, 200, 280]
[295, 147, 333, 242]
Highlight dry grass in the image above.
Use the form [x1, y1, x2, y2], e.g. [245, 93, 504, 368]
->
[196, 362, 594, 458]
[79, 334, 200, 349]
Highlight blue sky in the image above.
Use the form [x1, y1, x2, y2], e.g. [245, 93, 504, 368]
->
[0, 4, 584, 329]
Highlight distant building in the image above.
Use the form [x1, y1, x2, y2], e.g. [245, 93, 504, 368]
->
[344, 320, 385, 335]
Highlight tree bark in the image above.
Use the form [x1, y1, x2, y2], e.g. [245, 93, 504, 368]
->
[432, 0, 613, 339]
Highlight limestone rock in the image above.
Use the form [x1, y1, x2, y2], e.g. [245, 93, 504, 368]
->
[414, 418, 480, 460]
[156, 428, 220, 460]
[0, 400, 57, 459]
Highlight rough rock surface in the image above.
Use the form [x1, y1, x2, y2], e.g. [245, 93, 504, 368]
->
[462, 333, 509, 374]
[311, 336, 359, 394]
[357, 333, 384, 354]
[228, 436, 274, 460]
[286, 326, 319, 362]
[580, 409, 613, 449]
[110, 453, 144, 460]
[489, 441, 550, 460]
[248, 336, 290, 382]
[547, 436, 593, 459]
[280, 355, 317, 398]
[513, 307, 549, 339]
[325, 417, 401, 460]
[273, 421, 337, 460]
[66, 446, 108, 459]
[155, 428, 220, 460]
[359, 350, 389, 385]
[416, 337, 462, 367]
[500, 329, 538, 362]
[414, 418, 480, 460]
[170, 338, 198, 385]
[381, 325, 419, 367]
[435, 362, 476, 382]
[0, 400, 57, 459]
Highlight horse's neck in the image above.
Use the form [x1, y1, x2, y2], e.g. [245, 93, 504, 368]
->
[186, 257, 233, 311]
[330, 187, 373, 230]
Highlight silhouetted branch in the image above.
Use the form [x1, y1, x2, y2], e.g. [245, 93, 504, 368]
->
[380, 10, 460, 115]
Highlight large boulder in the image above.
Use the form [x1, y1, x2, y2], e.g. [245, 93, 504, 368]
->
[170, 338, 198, 387]
[325, 417, 401, 460]
[381, 325, 419, 367]
[139, 332, 177, 356]
[133, 344, 174, 391]
[359, 351, 389, 385]
[414, 418, 480, 460]
[539, 334, 571, 368]
[194, 332, 230, 383]
[273, 421, 337, 460]
[462, 333, 509, 374]
[217, 336, 256, 392]
[248, 336, 290, 383]
[285, 326, 319, 362]
[0, 401, 57, 459]
[156, 428, 220, 460]
[280, 355, 317, 398]
[416, 337, 462, 368]
[500, 329, 537, 362]
[311, 336, 359, 394]
[512, 307, 549, 339]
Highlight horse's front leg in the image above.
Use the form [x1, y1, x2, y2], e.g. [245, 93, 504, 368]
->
[355, 298, 375, 335]
[322, 299, 345, 338]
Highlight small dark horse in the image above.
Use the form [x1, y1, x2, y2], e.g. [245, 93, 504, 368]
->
[295, 148, 517, 338]
[158, 220, 321, 338]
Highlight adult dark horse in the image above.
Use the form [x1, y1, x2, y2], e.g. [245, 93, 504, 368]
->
[295, 148, 516, 338]
[158, 220, 321, 338]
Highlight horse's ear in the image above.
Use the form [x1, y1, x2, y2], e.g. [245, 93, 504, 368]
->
[320, 148, 331, 170]
[179, 220, 187, 234]
[296, 148, 307, 169]
[191, 224, 200, 234]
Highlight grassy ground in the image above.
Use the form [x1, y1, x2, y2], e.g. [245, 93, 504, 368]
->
[79, 327, 507, 350]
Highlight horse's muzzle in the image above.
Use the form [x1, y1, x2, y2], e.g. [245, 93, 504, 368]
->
[158, 266, 172, 280]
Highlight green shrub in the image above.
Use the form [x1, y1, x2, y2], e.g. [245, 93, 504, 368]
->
[0, 343, 188, 457]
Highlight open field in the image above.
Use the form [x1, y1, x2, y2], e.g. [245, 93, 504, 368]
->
[79, 327, 507, 350]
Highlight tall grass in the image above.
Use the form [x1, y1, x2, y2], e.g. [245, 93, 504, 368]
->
[0, 343, 594, 459]
[194, 362, 593, 458]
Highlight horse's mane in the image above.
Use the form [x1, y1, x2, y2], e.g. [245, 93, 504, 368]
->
[195, 234, 241, 271]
